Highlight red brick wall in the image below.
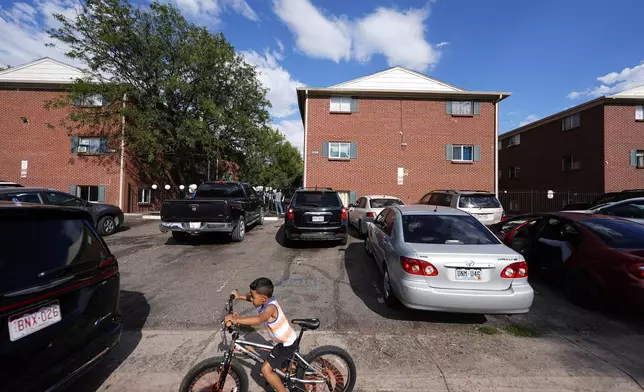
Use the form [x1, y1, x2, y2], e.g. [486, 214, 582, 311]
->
[305, 96, 496, 203]
[604, 104, 644, 192]
[498, 104, 605, 193]
[0, 88, 138, 208]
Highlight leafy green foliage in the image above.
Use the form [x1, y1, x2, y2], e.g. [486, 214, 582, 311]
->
[46, 0, 301, 186]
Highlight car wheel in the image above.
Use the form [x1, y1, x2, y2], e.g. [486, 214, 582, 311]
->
[359, 220, 366, 237]
[258, 208, 265, 225]
[231, 216, 245, 242]
[339, 235, 348, 246]
[564, 270, 602, 310]
[172, 231, 189, 242]
[382, 267, 401, 308]
[364, 235, 373, 257]
[98, 216, 117, 236]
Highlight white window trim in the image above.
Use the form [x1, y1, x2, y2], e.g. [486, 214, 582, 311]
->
[637, 150, 644, 169]
[76, 185, 100, 202]
[636, 106, 644, 121]
[328, 142, 351, 160]
[451, 100, 474, 116]
[74, 93, 104, 107]
[451, 144, 474, 162]
[140, 188, 152, 204]
[329, 96, 352, 113]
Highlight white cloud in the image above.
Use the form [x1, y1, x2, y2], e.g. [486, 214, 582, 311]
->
[272, 0, 442, 72]
[241, 46, 304, 119]
[519, 114, 540, 127]
[169, 0, 258, 22]
[272, 119, 304, 152]
[275, 38, 285, 53]
[436, 41, 449, 48]
[567, 61, 644, 99]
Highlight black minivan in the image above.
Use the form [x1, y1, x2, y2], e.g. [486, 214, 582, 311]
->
[0, 202, 122, 391]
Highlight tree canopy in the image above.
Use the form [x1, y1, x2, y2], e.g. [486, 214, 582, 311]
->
[47, 0, 302, 188]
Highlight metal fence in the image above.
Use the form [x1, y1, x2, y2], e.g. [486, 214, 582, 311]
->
[498, 190, 602, 215]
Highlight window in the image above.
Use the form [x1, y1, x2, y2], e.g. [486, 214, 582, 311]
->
[636, 106, 644, 121]
[329, 142, 351, 159]
[44, 192, 86, 207]
[562, 113, 580, 131]
[631, 150, 644, 168]
[401, 214, 500, 245]
[452, 145, 474, 162]
[76, 185, 100, 202]
[508, 166, 521, 179]
[600, 200, 644, 220]
[75, 137, 107, 154]
[0, 192, 42, 204]
[384, 209, 396, 235]
[73, 93, 105, 107]
[581, 219, 644, 249]
[293, 191, 341, 207]
[458, 194, 501, 208]
[356, 198, 367, 208]
[140, 188, 152, 204]
[329, 96, 357, 113]
[196, 183, 245, 198]
[562, 156, 582, 171]
[374, 209, 390, 230]
[369, 198, 403, 208]
[448, 100, 478, 116]
[508, 134, 521, 147]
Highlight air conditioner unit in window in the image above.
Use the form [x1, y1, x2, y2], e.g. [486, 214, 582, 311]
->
[77, 146, 88, 153]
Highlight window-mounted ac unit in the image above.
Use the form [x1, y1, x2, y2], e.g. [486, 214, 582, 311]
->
[77, 146, 88, 153]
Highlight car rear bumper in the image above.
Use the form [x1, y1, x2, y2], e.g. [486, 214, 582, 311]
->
[285, 223, 347, 241]
[394, 279, 534, 314]
[160, 221, 233, 233]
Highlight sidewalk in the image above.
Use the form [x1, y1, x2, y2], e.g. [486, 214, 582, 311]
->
[78, 329, 644, 392]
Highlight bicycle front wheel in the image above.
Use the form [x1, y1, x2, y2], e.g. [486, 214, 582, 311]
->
[179, 357, 248, 392]
[296, 345, 357, 392]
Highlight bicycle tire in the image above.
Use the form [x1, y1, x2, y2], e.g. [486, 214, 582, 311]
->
[296, 345, 356, 392]
[179, 357, 249, 392]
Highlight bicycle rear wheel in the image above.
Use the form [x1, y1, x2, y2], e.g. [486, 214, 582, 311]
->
[295, 345, 356, 392]
[179, 357, 248, 392]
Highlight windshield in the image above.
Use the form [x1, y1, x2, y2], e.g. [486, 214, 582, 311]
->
[458, 194, 501, 209]
[402, 214, 500, 245]
[294, 192, 341, 207]
[370, 198, 404, 208]
[196, 183, 245, 198]
[580, 218, 644, 249]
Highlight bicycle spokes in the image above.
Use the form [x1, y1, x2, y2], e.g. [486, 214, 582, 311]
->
[188, 366, 241, 392]
[303, 356, 348, 392]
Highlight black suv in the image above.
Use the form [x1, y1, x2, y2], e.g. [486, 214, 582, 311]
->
[0, 202, 122, 391]
[284, 188, 348, 246]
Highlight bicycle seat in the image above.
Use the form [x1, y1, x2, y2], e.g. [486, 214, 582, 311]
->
[292, 318, 320, 330]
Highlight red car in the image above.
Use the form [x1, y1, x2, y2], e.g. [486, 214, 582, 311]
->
[488, 212, 644, 309]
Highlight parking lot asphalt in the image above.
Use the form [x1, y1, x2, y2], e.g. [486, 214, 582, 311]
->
[71, 218, 644, 392]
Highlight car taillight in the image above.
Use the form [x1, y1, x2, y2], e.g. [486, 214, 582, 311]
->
[341, 207, 347, 220]
[287, 208, 295, 220]
[501, 261, 528, 279]
[628, 263, 644, 279]
[99, 255, 118, 269]
[366, 212, 375, 218]
[400, 256, 438, 276]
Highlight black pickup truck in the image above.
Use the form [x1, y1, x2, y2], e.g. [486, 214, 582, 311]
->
[160, 181, 264, 242]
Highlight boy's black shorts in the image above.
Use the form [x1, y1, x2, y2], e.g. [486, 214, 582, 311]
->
[266, 342, 298, 369]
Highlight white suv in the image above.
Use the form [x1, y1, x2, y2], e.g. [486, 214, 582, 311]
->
[417, 190, 504, 225]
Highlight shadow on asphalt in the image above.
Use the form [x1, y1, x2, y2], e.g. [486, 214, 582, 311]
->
[66, 290, 151, 391]
[113, 225, 131, 234]
[274, 224, 343, 249]
[347, 224, 363, 240]
[163, 222, 266, 246]
[343, 242, 487, 325]
[219, 331, 275, 392]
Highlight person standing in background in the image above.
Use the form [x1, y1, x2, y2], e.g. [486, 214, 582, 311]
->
[274, 189, 284, 216]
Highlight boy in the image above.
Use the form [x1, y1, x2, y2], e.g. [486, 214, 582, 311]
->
[224, 277, 297, 392]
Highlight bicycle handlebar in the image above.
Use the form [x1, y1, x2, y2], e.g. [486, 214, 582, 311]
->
[224, 294, 236, 330]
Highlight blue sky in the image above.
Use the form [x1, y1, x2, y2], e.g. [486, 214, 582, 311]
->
[2, 0, 644, 150]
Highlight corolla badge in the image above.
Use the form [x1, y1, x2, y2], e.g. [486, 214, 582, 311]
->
[465, 260, 475, 267]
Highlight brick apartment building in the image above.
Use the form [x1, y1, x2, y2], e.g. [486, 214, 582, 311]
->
[296, 66, 510, 205]
[498, 84, 644, 212]
[0, 57, 151, 212]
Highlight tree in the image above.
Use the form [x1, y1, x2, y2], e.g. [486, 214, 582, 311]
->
[46, 0, 301, 186]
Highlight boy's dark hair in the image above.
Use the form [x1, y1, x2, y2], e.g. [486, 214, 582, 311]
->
[250, 277, 274, 297]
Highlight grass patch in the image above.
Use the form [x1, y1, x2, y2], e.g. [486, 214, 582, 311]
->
[504, 324, 539, 337]
[477, 326, 500, 335]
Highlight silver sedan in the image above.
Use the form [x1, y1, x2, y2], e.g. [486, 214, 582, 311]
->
[364, 205, 534, 314]
[348, 195, 404, 236]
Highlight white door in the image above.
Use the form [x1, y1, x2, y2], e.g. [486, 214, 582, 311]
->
[337, 191, 350, 207]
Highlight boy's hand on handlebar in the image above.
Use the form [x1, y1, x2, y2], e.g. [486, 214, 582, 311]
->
[224, 313, 239, 325]
[231, 289, 242, 300]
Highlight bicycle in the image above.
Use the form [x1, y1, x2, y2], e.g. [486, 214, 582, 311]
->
[179, 294, 357, 392]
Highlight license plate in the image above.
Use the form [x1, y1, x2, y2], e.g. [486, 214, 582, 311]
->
[311, 216, 324, 222]
[189, 222, 200, 229]
[455, 269, 482, 281]
[476, 214, 491, 220]
[9, 301, 62, 342]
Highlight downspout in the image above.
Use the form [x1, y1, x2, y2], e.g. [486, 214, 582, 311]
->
[303, 90, 309, 187]
[494, 95, 500, 197]
[118, 93, 126, 209]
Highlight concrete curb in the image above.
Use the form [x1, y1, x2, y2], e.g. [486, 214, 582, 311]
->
[142, 215, 161, 220]
[264, 217, 279, 221]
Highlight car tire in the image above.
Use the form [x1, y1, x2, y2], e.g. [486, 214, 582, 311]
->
[382, 266, 401, 309]
[564, 270, 602, 310]
[258, 208, 265, 225]
[172, 231, 189, 242]
[364, 235, 373, 257]
[359, 220, 365, 237]
[231, 216, 245, 242]
[339, 235, 348, 246]
[98, 215, 117, 236]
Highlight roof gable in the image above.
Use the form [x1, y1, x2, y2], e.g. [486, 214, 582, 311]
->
[329, 66, 464, 92]
[0, 57, 88, 84]
[611, 83, 644, 98]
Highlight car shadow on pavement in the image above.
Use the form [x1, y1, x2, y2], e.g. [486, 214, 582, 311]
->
[347, 224, 363, 240]
[66, 290, 151, 391]
[113, 225, 131, 234]
[343, 242, 487, 325]
[274, 224, 343, 249]
[221, 330, 275, 392]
